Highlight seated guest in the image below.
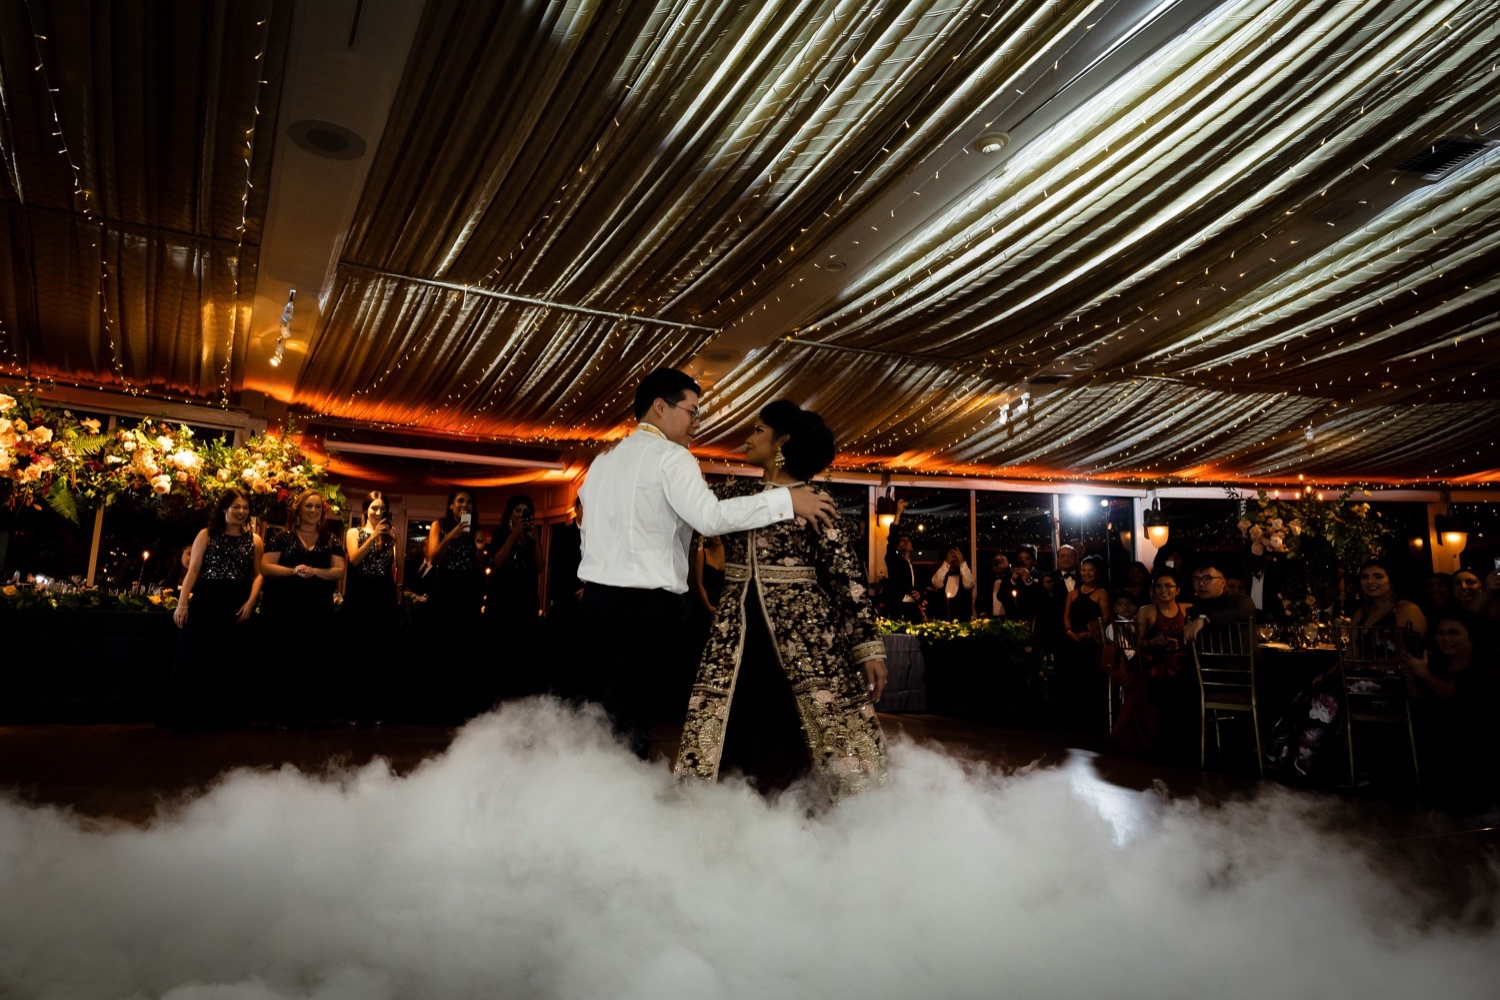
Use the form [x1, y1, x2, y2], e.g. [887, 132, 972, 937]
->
[1420, 572, 1454, 622]
[1451, 567, 1500, 629]
[1349, 557, 1426, 634]
[1400, 610, 1499, 812]
[1111, 572, 1192, 756]
[1266, 559, 1425, 782]
[1183, 558, 1256, 644]
[929, 546, 975, 621]
[1119, 561, 1151, 606]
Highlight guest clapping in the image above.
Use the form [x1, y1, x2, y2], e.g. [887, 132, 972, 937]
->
[261, 490, 346, 721]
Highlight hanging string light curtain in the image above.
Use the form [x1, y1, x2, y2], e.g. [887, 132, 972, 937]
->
[0, 0, 291, 398]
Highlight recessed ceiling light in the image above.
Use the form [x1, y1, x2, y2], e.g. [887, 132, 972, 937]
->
[975, 131, 1010, 154]
[288, 119, 368, 161]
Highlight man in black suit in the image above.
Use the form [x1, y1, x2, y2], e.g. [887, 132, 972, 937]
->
[1038, 543, 1080, 645]
[884, 528, 923, 622]
[1184, 558, 1257, 642]
[981, 552, 1019, 618]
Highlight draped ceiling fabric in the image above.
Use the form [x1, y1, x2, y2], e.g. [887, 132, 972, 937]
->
[2, 0, 1498, 487]
[0, 0, 291, 402]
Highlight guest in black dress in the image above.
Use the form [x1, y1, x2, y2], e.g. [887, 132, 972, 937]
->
[426, 491, 483, 621]
[344, 490, 399, 720]
[487, 494, 541, 699]
[260, 490, 347, 723]
[1402, 609, 1500, 812]
[170, 489, 263, 725]
[1058, 555, 1112, 727]
[425, 490, 484, 717]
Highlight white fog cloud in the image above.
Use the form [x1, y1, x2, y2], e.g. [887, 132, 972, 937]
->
[1, 699, 1495, 999]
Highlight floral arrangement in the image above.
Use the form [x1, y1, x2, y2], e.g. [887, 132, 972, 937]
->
[0, 391, 109, 520]
[1, 386, 343, 522]
[1236, 488, 1389, 615]
[0, 583, 176, 613]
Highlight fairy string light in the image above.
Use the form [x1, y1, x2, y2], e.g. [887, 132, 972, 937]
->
[219, 7, 275, 408]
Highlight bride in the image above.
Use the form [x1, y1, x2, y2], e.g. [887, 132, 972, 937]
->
[675, 400, 888, 798]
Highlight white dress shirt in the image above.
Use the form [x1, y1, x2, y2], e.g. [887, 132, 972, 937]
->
[578, 425, 795, 594]
[931, 561, 975, 596]
[989, 580, 1009, 617]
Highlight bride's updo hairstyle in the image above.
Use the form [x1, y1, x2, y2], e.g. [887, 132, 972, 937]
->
[761, 400, 835, 482]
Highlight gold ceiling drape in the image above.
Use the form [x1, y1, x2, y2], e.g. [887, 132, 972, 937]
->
[2, 0, 1498, 485]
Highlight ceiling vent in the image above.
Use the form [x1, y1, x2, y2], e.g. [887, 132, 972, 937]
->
[1394, 137, 1494, 180]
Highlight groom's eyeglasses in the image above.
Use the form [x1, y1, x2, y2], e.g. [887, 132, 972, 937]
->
[670, 401, 704, 421]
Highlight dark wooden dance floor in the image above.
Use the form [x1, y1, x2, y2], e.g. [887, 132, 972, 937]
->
[0, 712, 1494, 916]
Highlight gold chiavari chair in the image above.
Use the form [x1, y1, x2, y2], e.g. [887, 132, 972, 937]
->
[1333, 624, 1420, 789]
[1191, 619, 1262, 776]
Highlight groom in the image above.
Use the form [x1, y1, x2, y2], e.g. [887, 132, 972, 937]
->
[577, 368, 837, 759]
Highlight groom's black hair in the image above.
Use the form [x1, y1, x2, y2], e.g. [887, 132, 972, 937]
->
[634, 368, 702, 420]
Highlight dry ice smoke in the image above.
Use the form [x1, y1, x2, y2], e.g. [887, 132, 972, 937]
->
[1, 699, 1496, 999]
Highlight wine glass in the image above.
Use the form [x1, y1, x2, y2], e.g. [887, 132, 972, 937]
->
[1257, 622, 1277, 643]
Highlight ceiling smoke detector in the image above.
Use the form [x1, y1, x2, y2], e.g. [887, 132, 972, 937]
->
[815, 259, 847, 272]
[975, 131, 1010, 154]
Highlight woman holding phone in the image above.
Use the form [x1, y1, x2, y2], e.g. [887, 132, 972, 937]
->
[426, 490, 484, 623]
[345, 490, 400, 719]
[487, 493, 542, 697]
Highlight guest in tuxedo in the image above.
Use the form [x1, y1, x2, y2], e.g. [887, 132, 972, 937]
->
[929, 546, 975, 621]
[1038, 543, 1081, 647]
[884, 527, 923, 622]
[1244, 552, 1293, 624]
[981, 552, 1019, 619]
[1008, 544, 1044, 625]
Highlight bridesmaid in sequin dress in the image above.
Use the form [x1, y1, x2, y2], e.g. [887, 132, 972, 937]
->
[345, 490, 400, 719]
[170, 489, 264, 725]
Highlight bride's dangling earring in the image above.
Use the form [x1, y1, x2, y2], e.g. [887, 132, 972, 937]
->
[774, 447, 785, 470]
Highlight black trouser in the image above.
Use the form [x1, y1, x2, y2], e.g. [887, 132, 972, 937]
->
[581, 583, 687, 760]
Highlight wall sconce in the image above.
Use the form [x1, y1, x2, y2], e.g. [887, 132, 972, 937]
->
[1143, 499, 1169, 547]
[876, 487, 899, 529]
[1435, 514, 1468, 554]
